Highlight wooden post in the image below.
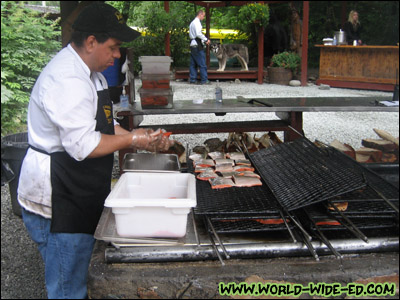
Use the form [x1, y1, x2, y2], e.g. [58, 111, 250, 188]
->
[60, 1, 89, 48]
[258, 26, 264, 84]
[205, 4, 210, 68]
[164, 1, 170, 57]
[257, 1, 265, 84]
[300, 1, 309, 86]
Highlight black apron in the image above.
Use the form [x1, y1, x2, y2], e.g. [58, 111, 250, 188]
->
[50, 89, 114, 234]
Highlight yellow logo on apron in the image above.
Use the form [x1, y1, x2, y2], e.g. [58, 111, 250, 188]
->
[103, 105, 112, 124]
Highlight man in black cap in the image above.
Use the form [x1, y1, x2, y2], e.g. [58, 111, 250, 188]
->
[18, 3, 173, 299]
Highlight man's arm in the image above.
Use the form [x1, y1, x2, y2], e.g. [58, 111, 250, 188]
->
[87, 131, 133, 158]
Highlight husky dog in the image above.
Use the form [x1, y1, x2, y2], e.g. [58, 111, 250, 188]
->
[210, 43, 249, 71]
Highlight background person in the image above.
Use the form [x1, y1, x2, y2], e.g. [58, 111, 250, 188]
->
[344, 10, 363, 45]
[189, 10, 211, 85]
[17, 3, 173, 299]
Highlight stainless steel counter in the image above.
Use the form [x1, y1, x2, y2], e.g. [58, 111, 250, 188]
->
[128, 96, 398, 115]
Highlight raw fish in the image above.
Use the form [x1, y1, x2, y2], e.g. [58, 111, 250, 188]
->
[208, 151, 225, 160]
[226, 152, 246, 160]
[209, 177, 235, 189]
[197, 170, 218, 181]
[233, 175, 262, 187]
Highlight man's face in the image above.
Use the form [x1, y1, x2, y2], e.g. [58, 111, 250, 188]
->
[89, 37, 122, 72]
[198, 12, 205, 21]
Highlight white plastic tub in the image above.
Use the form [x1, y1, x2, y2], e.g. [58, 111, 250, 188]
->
[104, 172, 196, 238]
[139, 56, 173, 74]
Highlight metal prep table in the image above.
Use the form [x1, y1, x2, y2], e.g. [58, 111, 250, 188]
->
[117, 96, 398, 134]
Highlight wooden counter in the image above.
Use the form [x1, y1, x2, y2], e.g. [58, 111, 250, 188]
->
[316, 45, 399, 91]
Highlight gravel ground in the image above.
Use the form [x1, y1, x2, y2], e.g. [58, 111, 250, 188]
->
[1, 79, 398, 299]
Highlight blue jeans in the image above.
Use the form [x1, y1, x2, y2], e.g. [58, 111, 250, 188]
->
[189, 46, 208, 83]
[21, 208, 95, 299]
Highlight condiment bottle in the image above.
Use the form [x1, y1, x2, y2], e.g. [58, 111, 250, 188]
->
[215, 80, 222, 103]
[120, 86, 129, 108]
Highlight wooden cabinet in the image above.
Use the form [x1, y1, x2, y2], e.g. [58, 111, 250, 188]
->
[316, 45, 399, 91]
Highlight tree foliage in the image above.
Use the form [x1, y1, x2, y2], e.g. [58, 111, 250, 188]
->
[1, 1, 61, 136]
[108, 1, 195, 72]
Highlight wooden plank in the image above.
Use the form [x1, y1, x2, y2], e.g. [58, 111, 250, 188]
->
[316, 79, 395, 91]
[317, 45, 399, 90]
[318, 75, 396, 85]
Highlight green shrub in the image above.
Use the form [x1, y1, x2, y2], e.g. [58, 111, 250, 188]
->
[1, 1, 61, 136]
[270, 51, 301, 72]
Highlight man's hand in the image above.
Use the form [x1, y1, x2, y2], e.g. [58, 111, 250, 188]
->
[131, 128, 157, 150]
[149, 129, 176, 152]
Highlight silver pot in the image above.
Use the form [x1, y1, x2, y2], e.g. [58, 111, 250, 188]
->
[334, 30, 347, 45]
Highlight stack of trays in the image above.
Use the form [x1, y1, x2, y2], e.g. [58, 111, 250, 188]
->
[138, 56, 173, 109]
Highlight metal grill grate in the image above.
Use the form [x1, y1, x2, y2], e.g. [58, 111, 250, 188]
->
[194, 179, 280, 215]
[249, 138, 366, 211]
[312, 217, 398, 231]
[207, 215, 294, 233]
[326, 200, 399, 216]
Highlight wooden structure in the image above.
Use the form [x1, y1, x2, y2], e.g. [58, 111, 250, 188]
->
[175, 1, 310, 85]
[316, 45, 399, 91]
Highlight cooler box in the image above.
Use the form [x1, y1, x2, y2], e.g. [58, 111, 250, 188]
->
[140, 73, 171, 89]
[104, 172, 196, 238]
[139, 56, 173, 74]
[139, 87, 173, 108]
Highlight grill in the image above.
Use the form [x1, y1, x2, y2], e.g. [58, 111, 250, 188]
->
[191, 139, 398, 263]
[249, 138, 367, 211]
[97, 142, 398, 265]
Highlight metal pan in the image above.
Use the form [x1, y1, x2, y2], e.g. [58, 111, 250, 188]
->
[122, 153, 180, 172]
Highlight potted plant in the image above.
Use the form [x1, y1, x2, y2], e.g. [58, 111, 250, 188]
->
[268, 51, 301, 85]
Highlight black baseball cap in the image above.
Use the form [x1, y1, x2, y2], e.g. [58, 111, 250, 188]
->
[72, 3, 141, 42]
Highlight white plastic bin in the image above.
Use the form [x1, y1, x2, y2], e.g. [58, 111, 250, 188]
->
[104, 173, 196, 238]
[139, 56, 173, 74]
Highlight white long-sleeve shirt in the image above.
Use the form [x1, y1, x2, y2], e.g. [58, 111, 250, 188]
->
[18, 44, 116, 219]
[189, 17, 208, 47]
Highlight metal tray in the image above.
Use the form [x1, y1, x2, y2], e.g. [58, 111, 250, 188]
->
[122, 153, 180, 172]
[94, 207, 185, 246]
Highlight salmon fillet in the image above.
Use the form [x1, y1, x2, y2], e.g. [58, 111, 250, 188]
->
[215, 163, 234, 173]
[208, 151, 225, 160]
[195, 166, 214, 173]
[236, 171, 260, 178]
[215, 158, 235, 166]
[328, 202, 349, 212]
[209, 177, 235, 189]
[233, 166, 255, 172]
[254, 218, 288, 225]
[217, 171, 242, 179]
[233, 175, 262, 187]
[235, 159, 252, 166]
[226, 152, 246, 160]
[197, 170, 218, 181]
[315, 220, 341, 226]
[194, 159, 215, 168]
